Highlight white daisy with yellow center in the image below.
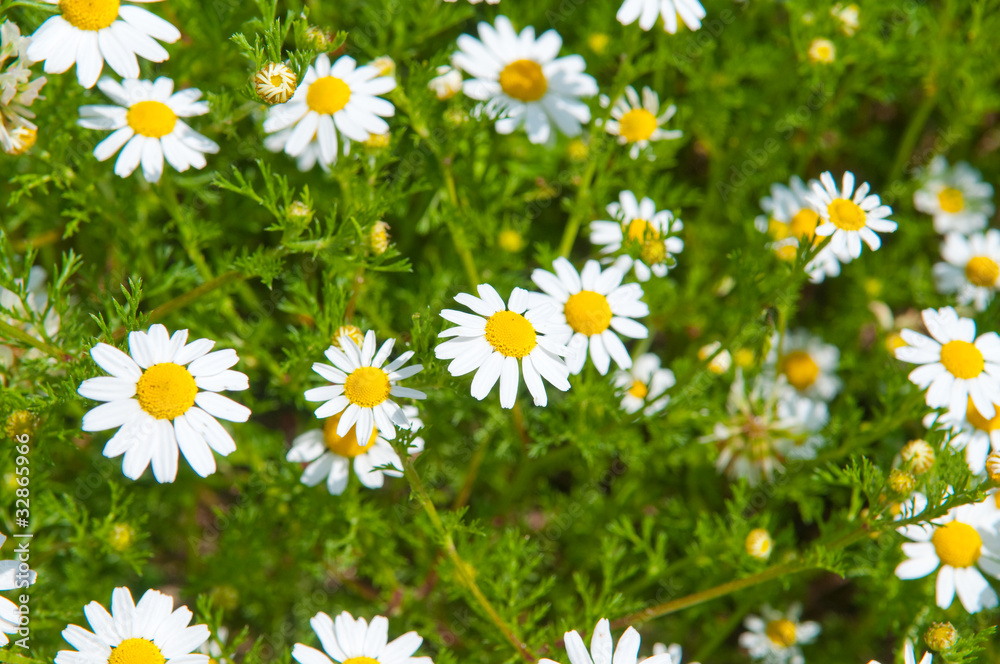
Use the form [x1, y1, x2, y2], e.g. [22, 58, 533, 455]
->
[766, 329, 842, 402]
[738, 604, 820, 664]
[925, 399, 1000, 475]
[287, 405, 424, 495]
[27, 0, 179, 89]
[530, 258, 649, 375]
[292, 610, 432, 664]
[428, 64, 463, 100]
[895, 306, 1000, 419]
[590, 190, 684, 282]
[895, 498, 1000, 612]
[805, 171, 897, 260]
[539, 618, 673, 664]
[78, 77, 219, 183]
[305, 330, 425, 449]
[55, 587, 210, 664]
[78, 324, 251, 483]
[263, 53, 395, 171]
[453, 16, 597, 145]
[807, 38, 836, 64]
[933, 230, 1000, 312]
[603, 85, 681, 159]
[435, 283, 571, 409]
[617, 0, 706, 33]
[914, 156, 994, 234]
[0, 533, 36, 647]
[1, 21, 47, 155]
[613, 353, 675, 416]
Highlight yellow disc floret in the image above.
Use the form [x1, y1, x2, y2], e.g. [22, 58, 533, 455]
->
[966, 399, 1000, 432]
[61, 0, 120, 31]
[484, 310, 537, 358]
[789, 208, 819, 240]
[628, 380, 648, 399]
[780, 351, 820, 391]
[108, 639, 165, 664]
[323, 412, 378, 457]
[932, 521, 983, 568]
[343, 367, 391, 408]
[564, 290, 612, 336]
[136, 363, 198, 420]
[307, 76, 352, 114]
[765, 619, 797, 648]
[499, 59, 547, 102]
[618, 108, 658, 143]
[127, 101, 177, 138]
[965, 256, 999, 288]
[939, 340, 985, 379]
[938, 187, 965, 213]
[827, 198, 866, 231]
[342, 658, 380, 664]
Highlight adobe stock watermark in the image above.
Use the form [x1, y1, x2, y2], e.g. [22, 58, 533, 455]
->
[8, 432, 34, 648]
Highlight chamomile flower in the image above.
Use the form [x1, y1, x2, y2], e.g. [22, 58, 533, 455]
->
[305, 330, 425, 448]
[914, 156, 994, 235]
[263, 54, 396, 171]
[26, 0, 180, 89]
[925, 401, 1000, 475]
[831, 4, 860, 35]
[1, 21, 46, 155]
[590, 191, 684, 281]
[765, 329, 842, 402]
[55, 587, 209, 664]
[933, 230, 1000, 311]
[894, 306, 1000, 419]
[1, 533, 36, 647]
[807, 38, 835, 64]
[78, 77, 219, 183]
[643, 643, 699, 664]
[603, 85, 681, 159]
[435, 284, 571, 409]
[77, 324, 251, 483]
[428, 65, 462, 100]
[739, 604, 820, 664]
[287, 405, 424, 495]
[805, 171, 897, 260]
[539, 618, 672, 664]
[868, 641, 932, 664]
[291, 610, 432, 664]
[254, 62, 297, 104]
[895, 498, 1000, 613]
[617, 0, 707, 33]
[530, 258, 648, 375]
[613, 353, 675, 415]
[453, 16, 598, 144]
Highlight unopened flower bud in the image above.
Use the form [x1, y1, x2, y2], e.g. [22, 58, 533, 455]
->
[305, 26, 332, 52]
[498, 229, 525, 253]
[745, 528, 773, 560]
[924, 622, 957, 652]
[987, 453, 1000, 483]
[5, 410, 37, 439]
[900, 439, 935, 474]
[372, 56, 395, 78]
[108, 523, 135, 552]
[254, 62, 297, 104]
[287, 200, 313, 222]
[887, 469, 915, 497]
[368, 221, 390, 255]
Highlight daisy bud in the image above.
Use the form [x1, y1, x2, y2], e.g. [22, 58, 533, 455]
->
[924, 622, 957, 652]
[254, 62, 298, 105]
[372, 56, 395, 78]
[567, 138, 589, 161]
[735, 348, 756, 368]
[5, 409, 37, 439]
[887, 469, 915, 498]
[498, 229, 525, 253]
[587, 33, 609, 54]
[986, 453, 1000, 483]
[428, 65, 463, 101]
[368, 221, 390, 255]
[745, 528, 773, 560]
[900, 439, 935, 474]
[287, 200, 313, 222]
[808, 38, 836, 64]
[108, 523, 135, 552]
[305, 26, 333, 52]
[333, 325, 364, 349]
[4, 125, 37, 155]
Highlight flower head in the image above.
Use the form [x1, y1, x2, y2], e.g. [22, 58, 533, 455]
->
[590, 191, 684, 281]
[765, 329, 842, 402]
[914, 156, 994, 234]
[613, 353, 675, 416]
[808, 38, 836, 63]
[0, 21, 46, 155]
[291, 611, 432, 664]
[806, 171, 897, 261]
[739, 604, 820, 664]
[933, 230, 1000, 312]
[603, 85, 681, 159]
[428, 64, 462, 100]
[617, 0, 706, 33]
[539, 618, 672, 664]
[254, 62, 297, 104]
[746, 528, 774, 560]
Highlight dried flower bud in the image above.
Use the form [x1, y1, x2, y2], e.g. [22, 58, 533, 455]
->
[368, 221, 390, 255]
[745, 528, 773, 560]
[924, 622, 957, 652]
[900, 439, 935, 474]
[887, 469, 915, 497]
[254, 62, 297, 105]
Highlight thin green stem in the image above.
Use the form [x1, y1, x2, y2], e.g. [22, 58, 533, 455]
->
[439, 157, 481, 287]
[0, 318, 68, 358]
[557, 152, 600, 257]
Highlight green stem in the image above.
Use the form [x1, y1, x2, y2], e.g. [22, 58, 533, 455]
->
[886, 92, 938, 185]
[557, 152, 600, 257]
[440, 157, 481, 287]
[0, 319, 68, 359]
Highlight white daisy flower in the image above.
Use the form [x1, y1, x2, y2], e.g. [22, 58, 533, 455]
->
[530, 258, 648, 375]
[78, 77, 218, 183]
[0, 265, 60, 371]
[453, 16, 597, 144]
[925, 402, 1000, 475]
[807, 38, 835, 64]
[77, 324, 251, 483]
[539, 618, 672, 664]
[894, 306, 1000, 419]
[435, 283, 571, 409]
[895, 497, 1000, 613]
[291, 610, 432, 664]
[616, 0, 706, 33]
[738, 604, 820, 664]
[914, 156, 994, 235]
[643, 643, 699, 664]
[805, 171, 897, 260]
[0, 533, 36, 647]
[765, 329, 842, 402]
[753, 176, 843, 283]
[55, 587, 209, 664]
[1, 21, 47, 155]
[590, 190, 684, 281]
[613, 353, 675, 415]
[603, 85, 681, 159]
[868, 641, 932, 664]
[288, 405, 424, 495]
[263, 54, 395, 171]
[26, 0, 180, 89]
[933, 230, 1000, 312]
[428, 65, 463, 100]
[305, 330, 424, 449]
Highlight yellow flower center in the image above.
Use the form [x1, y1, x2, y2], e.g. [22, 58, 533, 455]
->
[939, 340, 984, 380]
[625, 218, 658, 243]
[789, 208, 819, 240]
[780, 351, 820, 391]
[628, 380, 648, 399]
[108, 638, 166, 664]
[618, 108, 658, 143]
[641, 239, 667, 266]
[342, 658, 379, 664]
[827, 198, 866, 231]
[965, 256, 999, 288]
[343, 366, 391, 409]
[6, 126, 37, 156]
[812, 44, 833, 62]
[886, 333, 906, 353]
[60, 0, 120, 31]
[126, 101, 177, 138]
[323, 412, 378, 458]
[307, 76, 352, 115]
[966, 399, 1000, 432]
[136, 363, 198, 420]
[484, 310, 537, 359]
[499, 59, 547, 102]
[765, 619, 797, 648]
[563, 290, 613, 336]
[938, 187, 965, 213]
[932, 521, 982, 568]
